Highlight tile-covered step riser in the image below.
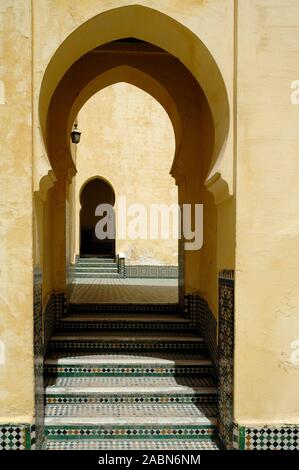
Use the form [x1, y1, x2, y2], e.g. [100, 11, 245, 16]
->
[75, 259, 117, 268]
[56, 322, 193, 332]
[44, 403, 218, 420]
[77, 258, 115, 263]
[44, 438, 221, 450]
[45, 393, 218, 405]
[68, 304, 180, 314]
[76, 264, 117, 269]
[75, 267, 118, 273]
[48, 342, 207, 353]
[45, 425, 217, 440]
[44, 364, 213, 377]
[74, 273, 120, 279]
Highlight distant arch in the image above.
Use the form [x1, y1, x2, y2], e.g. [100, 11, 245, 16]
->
[80, 176, 116, 257]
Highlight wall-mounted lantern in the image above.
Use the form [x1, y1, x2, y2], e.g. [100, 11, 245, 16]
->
[71, 123, 81, 144]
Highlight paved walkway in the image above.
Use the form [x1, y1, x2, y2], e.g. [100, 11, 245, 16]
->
[70, 278, 178, 304]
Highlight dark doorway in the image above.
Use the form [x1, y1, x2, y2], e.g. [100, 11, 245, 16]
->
[80, 177, 115, 257]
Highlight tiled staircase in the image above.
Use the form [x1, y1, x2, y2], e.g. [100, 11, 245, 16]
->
[43, 303, 220, 450]
[74, 256, 120, 279]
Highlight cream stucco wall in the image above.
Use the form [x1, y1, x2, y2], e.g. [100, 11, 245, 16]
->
[234, 0, 299, 424]
[0, 0, 34, 423]
[74, 83, 178, 265]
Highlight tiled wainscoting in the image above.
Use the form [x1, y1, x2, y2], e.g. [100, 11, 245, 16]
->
[125, 265, 178, 279]
[0, 425, 36, 450]
[184, 294, 218, 372]
[233, 424, 299, 450]
[33, 269, 44, 450]
[218, 270, 235, 450]
[34, 285, 67, 449]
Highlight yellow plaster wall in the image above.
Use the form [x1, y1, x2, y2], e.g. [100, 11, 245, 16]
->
[74, 83, 178, 265]
[0, 0, 35, 423]
[235, 0, 299, 424]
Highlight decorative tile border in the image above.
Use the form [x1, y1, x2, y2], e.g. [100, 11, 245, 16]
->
[44, 364, 213, 377]
[218, 269, 234, 450]
[46, 424, 217, 440]
[125, 265, 178, 279]
[234, 424, 299, 450]
[45, 393, 218, 405]
[0, 424, 34, 450]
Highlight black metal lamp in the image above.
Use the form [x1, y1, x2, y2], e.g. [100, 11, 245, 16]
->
[71, 123, 81, 144]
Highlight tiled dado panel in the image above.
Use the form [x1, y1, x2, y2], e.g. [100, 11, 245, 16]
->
[117, 256, 126, 278]
[0, 425, 36, 450]
[67, 263, 76, 301]
[125, 265, 178, 278]
[218, 270, 234, 450]
[33, 269, 43, 450]
[32, 275, 68, 451]
[43, 292, 67, 350]
[184, 294, 218, 372]
[233, 424, 299, 450]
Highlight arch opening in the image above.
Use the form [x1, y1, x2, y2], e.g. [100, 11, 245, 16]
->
[39, 25, 221, 306]
[80, 177, 116, 257]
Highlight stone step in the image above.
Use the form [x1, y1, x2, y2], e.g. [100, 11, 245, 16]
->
[68, 302, 180, 314]
[44, 374, 217, 388]
[61, 313, 189, 322]
[74, 273, 120, 278]
[44, 438, 221, 450]
[58, 312, 192, 331]
[78, 257, 115, 262]
[45, 402, 217, 419]
[75, 258, 117, 266]
[75, 266, 118, 273]
[48, 331, 205, 354]
[45, 415, 218, 441]
[44, 352, 213, 377]
[44, 375, 218, 404]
